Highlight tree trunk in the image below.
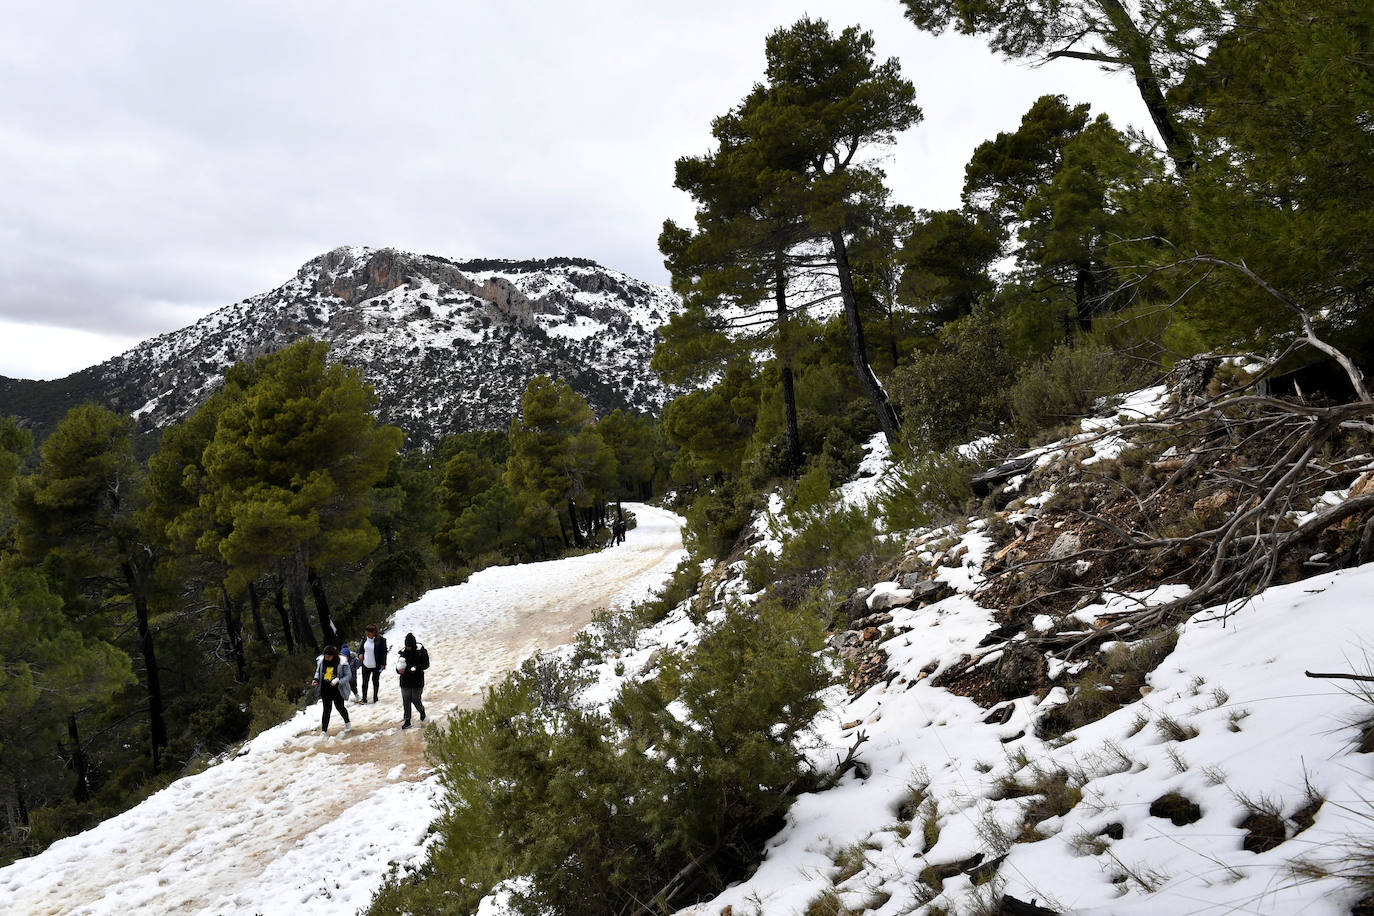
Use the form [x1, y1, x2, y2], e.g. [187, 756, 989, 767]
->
[66, 715, 91, 803]
[306, 565, 338, 647]
[246, 580, 272, 649]
[829, 230, 900, 445]
[775, 261, 803, 477]
[272, 581, 298, 654]
[884, 296, 900, 369]
[220, 585, 248, 682]
[285, 577, 318, 653]
[1097, 0, 1196, 174]
[566, 499, 586, 549]
[121, 559, 167, 772]
[1072, 265, 1091, 338]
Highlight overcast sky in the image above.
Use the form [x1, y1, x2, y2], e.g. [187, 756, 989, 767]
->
[0, 1, 1148, 380]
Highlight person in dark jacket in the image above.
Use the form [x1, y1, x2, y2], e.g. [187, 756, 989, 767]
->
[396, 632, 429, 729]
[312, 646, 352, 736]
[356, 623, 388, 703]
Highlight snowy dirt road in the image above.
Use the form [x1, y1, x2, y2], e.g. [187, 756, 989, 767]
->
[1, 504, 684, 916]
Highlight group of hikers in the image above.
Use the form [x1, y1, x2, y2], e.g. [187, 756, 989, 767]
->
[311, 623, 431, 736]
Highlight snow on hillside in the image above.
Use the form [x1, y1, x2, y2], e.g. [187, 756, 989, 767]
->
[491, 403, 1374, 914]
[0, 505, 685, 916]
[652, 405, 1373, 915]
[672, 553, 1374, 915]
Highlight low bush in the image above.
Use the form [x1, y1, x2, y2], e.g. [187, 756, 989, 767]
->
[681, 479, 759, 562]
[635, 556, 702, 627]
[746, 499, 897, 602]
[248, 685, 300, 739]
[1037, 630, 1178, 739]
[888, 309, 1017, 451]
[371, 600, 827, 916]
[877, 448, 979, 529]
[1008, 343, 1148, 441]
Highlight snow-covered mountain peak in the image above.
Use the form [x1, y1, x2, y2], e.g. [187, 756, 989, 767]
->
[4, 247, 681, 448]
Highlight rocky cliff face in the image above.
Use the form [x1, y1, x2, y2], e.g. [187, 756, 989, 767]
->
[1, 246, 680, 449]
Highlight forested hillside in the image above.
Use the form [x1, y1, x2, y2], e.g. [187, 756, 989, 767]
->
[0, 340, 675, 865]
[367, 3, 1374, 914]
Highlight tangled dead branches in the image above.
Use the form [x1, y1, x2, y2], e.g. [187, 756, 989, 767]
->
[986, 384, 1374, 658]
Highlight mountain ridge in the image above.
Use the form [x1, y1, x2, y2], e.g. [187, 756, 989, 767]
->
[0, 246, 680, 448]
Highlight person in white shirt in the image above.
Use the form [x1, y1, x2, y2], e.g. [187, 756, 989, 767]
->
[356, 623, 388, 704]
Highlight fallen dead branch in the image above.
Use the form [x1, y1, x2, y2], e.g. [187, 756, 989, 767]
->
[983, 385, 1374, 658]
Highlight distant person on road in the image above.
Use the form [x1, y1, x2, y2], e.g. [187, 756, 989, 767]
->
[397, 632, 430, 730]
[357, 623, 388, 703]
[612, 517, 626, 545]
[312, 645, 352, 736]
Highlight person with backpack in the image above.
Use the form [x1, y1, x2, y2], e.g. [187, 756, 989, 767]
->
[339, 645, 359, 700]
[312, 645, 352, 736]
[356, 623, 388, 703]
[396, 632, 429, 729]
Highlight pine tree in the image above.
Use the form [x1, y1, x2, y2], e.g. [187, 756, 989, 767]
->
[504, 376, 616, 553]
[437, 448, 515, 566]
[1154, 0, 1374, 356]
[897, 208, 1001, 333]
[896, 0, 1226, 173]
[661, 363, 762, 483]
[11, 404, 168, 770]
[193, 340, 403, 648]
[0, 568, 132, 826]
[597, 410, 669, 501]
[958, 95, 1162, 338]
[0, 417, 30, 549]
[662, 121, 814, 476]
[727, 17, 923, 446]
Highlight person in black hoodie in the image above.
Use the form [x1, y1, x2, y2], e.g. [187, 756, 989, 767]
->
[397, 632, 429, 729]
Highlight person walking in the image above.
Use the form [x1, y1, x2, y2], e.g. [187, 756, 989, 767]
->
[397, 633, 429, 730]
[312, 645, 352, 736]
[339, 645, 359, 701]
[357, 623, 388, 704]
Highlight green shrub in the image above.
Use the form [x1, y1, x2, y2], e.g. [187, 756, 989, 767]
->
[877, 448, 979, 529]
[248, 685, 301, 739]
[1008, 343, 1147, 441]
[888, 309, 1017, 450]
[681, 480, 759, 562]
[747, 501, 897, 600]
[371, 601, 827, 916]
[633, 556, 702, 628]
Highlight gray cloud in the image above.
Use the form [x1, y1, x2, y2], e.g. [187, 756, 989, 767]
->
[1, 0, 1147, 378]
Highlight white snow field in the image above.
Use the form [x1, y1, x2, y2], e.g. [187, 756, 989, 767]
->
[0, 504, 685, 916]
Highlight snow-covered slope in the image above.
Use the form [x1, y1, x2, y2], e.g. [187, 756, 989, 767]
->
[675, 534, 1374, 915]
[508, 404, 1374, 915]
[3, 247, 680, 447]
